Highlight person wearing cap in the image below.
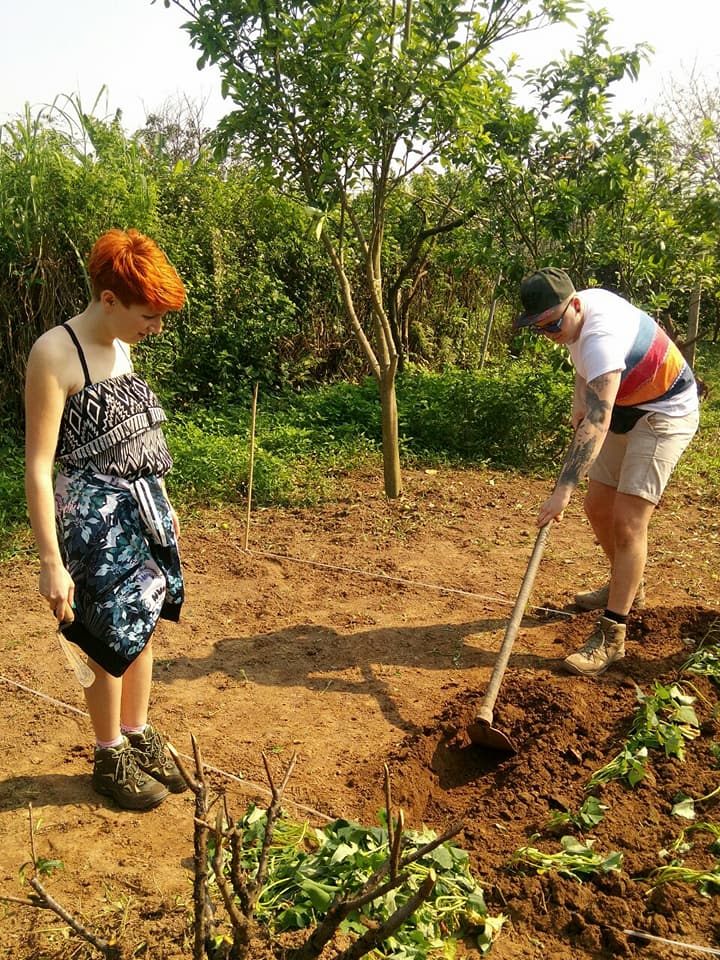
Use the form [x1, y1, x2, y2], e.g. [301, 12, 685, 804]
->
[516, 267, 699, 677]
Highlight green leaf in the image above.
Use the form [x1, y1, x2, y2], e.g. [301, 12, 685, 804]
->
[300, 878, 335, 912]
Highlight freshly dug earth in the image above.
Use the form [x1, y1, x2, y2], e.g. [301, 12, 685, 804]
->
[1, 465, 719, 960]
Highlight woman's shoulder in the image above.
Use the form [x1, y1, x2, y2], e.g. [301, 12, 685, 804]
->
[27, 323, 86, 395]
[28, 324, 75, 365]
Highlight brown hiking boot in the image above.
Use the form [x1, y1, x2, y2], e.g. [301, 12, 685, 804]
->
[574, 579, 645, 612]
[92, 737, 169, 810]
[563, 616, 626, 677]
[126, 723, 187, 794]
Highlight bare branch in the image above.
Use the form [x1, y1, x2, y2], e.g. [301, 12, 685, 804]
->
[383, 764, 394, 866]
[27, 876, 126, 960]
[335, 872, 436, 960]
[248, 751, 298, 910]
[210, 806, 253, 947]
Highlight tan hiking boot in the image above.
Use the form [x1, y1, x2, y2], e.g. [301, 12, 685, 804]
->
[574, 579, 645, 612]
[563, 616, 626, 677]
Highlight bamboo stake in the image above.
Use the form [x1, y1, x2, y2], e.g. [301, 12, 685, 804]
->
[624, 930, 720, 956]
[244, 383, 259, 550]
[479, 272, 502, 371]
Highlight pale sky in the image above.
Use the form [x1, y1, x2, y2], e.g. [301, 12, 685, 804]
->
[1, 0, 719, 133]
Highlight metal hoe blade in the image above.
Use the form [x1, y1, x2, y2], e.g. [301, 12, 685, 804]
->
[466, 716, 516, 753]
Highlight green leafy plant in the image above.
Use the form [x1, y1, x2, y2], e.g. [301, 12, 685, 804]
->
[587, 682, 700, 789]
[510, 835, 622, 883]
[545, 796, 608, 833]
[682, 618, 720, 686]
[214, 805, 503, 957]
[19, 857, 63, 884]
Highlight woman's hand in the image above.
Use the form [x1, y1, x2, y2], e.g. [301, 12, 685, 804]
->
[39, 561, 75, 622]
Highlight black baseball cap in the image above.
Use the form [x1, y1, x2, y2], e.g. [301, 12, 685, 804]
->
[516, 268, 575, 328]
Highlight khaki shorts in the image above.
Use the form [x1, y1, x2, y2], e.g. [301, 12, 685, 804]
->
[589, 408, 699, 504]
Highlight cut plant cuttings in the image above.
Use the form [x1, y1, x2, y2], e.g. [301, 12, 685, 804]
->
[648, 862, 720, 898]
[683, 637, 720, 686]
[650, 823, 720, 897]
[510, 835, 623, 883]
[546, 796, 607, 833]
[587, 681, 700, 789]
[211, 805, 505, 957]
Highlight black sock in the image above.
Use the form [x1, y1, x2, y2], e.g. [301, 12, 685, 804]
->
[603, 609, 628, 625]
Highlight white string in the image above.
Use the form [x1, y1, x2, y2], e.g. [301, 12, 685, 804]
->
[624, 930, 720, 956]
[243, 546, 573, 618]
[0, 674, 333, 823]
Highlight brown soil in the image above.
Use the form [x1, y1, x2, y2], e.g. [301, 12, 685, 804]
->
[1, 466, 719, 960]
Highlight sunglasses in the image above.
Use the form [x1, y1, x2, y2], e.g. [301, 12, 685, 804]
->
[531, 297, 573, 335]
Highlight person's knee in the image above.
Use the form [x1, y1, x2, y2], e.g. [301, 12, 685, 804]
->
[612, 503, 653, 548]
[585, 486, 614, 525]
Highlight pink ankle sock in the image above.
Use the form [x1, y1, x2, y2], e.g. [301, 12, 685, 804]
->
[96, 736, 124, 750]
[120, 724, 147, 735]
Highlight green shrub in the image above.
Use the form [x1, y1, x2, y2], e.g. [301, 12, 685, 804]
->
[394, 362, 574, 470]
[0, 444, 28, 558]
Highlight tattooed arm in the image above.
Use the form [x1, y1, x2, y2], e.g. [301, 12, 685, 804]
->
[536, 370, 621, 526]
[572, 374, 586, 430]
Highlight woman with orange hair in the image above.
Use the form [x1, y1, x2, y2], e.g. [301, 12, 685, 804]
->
[25, 229, 188, 811]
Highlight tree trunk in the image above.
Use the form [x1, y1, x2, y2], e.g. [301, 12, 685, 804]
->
[379, 371, 402, 498]
[684, 281, 701, 368]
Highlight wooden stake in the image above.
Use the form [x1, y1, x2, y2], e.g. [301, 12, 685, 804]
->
[684, 280, 701, 368]
[244, 383, 259, 550]
[479, 272, 502, 372]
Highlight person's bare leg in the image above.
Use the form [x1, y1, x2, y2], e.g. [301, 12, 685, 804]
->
[119, 640, 154, 729]
[606, 493, 655, 615]
[84, 663, 122, 743]
[584, 479, 617, 564]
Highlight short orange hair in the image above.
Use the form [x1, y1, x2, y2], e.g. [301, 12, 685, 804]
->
[88, 229, 185, 311]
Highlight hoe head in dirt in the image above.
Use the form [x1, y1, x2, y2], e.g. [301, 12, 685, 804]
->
[467, 522, 553, 754]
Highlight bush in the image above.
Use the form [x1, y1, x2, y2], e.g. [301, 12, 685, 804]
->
[0, 444, 28, 558]
[392, 363, 572, 470]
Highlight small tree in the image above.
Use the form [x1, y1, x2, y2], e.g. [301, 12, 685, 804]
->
[458, 10, 655, 282]
[157, 0, 574, 497]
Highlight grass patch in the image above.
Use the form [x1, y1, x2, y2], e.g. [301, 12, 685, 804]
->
[675, 342, 720, 496]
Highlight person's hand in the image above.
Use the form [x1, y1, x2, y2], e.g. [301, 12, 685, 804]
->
[169, 504, 180, 539]
[38, 561, 75, 622]
[536, 489, 571, 527]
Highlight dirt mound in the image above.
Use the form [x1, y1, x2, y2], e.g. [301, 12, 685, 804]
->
[373, 607, 720, 959]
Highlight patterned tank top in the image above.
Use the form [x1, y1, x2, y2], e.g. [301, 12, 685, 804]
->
[55, 324, 173, 479]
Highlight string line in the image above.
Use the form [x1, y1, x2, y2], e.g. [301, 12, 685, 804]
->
[243, 545, 573, 618]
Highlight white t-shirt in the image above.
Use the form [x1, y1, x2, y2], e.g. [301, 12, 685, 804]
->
[567, 288, 698, 417]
